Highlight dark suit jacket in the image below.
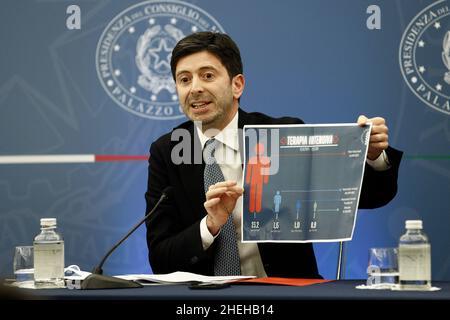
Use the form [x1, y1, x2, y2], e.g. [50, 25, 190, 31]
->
[145, 109, 403, 278]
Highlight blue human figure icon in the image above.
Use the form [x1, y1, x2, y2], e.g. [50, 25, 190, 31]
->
[274, 191, 282, 219]
[295, 199, 301, 220]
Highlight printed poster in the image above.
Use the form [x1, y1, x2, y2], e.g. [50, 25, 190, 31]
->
[242, 124, 371, 243]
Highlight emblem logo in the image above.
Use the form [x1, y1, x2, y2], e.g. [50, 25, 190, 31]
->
[399, 0, 450, 115]
[96, 0, 225, 119]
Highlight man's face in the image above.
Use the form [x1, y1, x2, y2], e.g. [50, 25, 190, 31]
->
[174, 51, 244, 131]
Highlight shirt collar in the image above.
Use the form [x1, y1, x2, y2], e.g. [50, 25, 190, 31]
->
[195, 111, 239, 152]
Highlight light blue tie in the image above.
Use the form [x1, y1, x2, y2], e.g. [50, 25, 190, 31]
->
[203, 138, 241, 276]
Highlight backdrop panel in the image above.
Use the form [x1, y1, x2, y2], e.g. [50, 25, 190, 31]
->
[1, 0, 448, 281]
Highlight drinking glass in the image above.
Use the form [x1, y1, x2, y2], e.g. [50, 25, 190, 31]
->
[366, 247, 399, 287]
[13, 246, 34, 282]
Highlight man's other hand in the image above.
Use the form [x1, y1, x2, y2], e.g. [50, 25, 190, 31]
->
[358, 115, 389, 161]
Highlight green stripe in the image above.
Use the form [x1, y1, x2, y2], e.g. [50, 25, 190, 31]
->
[404, 155, 450, 160]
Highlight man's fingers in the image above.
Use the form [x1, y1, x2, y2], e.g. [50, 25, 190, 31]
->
[360, 116, 390, 160]
[225, 190, 244, 198]
[357, 115, 368, 126]
[206, 187, 228, 199]
[369, 133, 388, 143]
[227, 186, 244, 194]
[357, 115, 386, 127]
[369, 141, 389, 150]
[204, 197, 220, 208]
[370, 124, 388, 134]
[368, 117, 386, 125]
[208, 180, 237, 190]
[206, 186, 244, 199]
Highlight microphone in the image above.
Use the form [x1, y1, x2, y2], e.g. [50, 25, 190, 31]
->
[81, 186, 173, 289]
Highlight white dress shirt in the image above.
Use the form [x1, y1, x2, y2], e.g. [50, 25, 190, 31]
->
[196, 111, 390, 277]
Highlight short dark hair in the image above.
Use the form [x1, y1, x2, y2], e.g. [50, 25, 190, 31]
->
[170, 32, 243, 81]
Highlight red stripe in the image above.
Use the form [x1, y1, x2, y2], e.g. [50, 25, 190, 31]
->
[95, 155, 149, 162]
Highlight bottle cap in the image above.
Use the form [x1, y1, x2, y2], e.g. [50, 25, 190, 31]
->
[405, 220, 422, 229]
[40, 218, 57, 227]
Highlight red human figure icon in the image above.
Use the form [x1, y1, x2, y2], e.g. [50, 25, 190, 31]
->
[245, 143, 270, 213]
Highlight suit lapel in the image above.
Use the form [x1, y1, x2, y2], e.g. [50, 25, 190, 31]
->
[176, 123, 207, 219]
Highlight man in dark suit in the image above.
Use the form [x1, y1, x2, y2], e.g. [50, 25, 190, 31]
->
[145, 32, 402, 278]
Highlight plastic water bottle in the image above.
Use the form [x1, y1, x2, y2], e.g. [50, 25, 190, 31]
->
[33, 218, 65, 288]
[398, 220, 431, 290]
